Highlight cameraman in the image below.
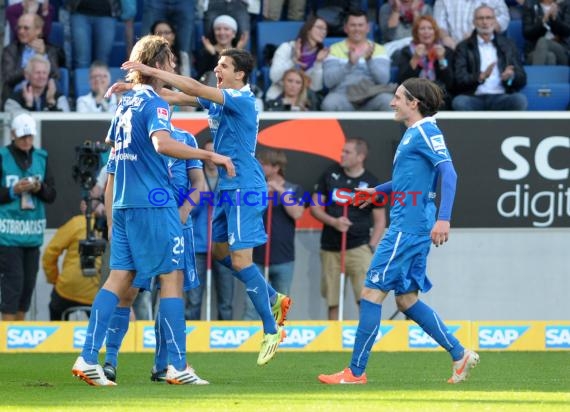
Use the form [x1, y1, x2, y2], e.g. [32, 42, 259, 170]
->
[42, 197, 103, 320]
[0, 112, 56, 321]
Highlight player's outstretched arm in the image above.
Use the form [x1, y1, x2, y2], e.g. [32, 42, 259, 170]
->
[122, 61, 224, 104]
[152, 131, 235, 177]
[159, 87, 198, 107]
[105, 82, 198, 107]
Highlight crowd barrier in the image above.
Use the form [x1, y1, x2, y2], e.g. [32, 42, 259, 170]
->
[2, 320, 568, 353]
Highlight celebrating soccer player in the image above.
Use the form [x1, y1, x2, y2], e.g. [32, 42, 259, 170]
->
[71, 35, 234, 386]
[318, 78, 479, 385]
[121, 48, 291, 366]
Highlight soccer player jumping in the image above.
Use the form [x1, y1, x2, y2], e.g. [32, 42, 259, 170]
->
[318, 78, 479, 385]
[121, 48, 291, 366]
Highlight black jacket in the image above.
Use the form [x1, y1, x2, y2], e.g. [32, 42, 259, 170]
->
[453, 31, 527, 95]
[522, 0, 570, 57]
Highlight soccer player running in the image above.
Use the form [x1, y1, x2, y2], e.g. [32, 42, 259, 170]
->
[318, 78, 479, 385]
[121, 48, 291, 366]
[71, 35, 234, 386]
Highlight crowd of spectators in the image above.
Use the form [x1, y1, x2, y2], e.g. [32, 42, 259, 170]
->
[1, 0, 569, 113]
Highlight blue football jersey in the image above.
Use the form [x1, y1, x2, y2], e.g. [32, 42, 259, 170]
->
[106, 84, 175, 208]
[167, 126, 203, 229]
[197, 86, 265, 190]
[390, 117, 452, 235]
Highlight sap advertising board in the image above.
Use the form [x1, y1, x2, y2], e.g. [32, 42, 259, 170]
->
[41, 116, 570, 228]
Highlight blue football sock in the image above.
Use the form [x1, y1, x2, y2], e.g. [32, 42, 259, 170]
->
[404, 300, 464, 361]
[81, 289, 119, 364]
[235, 264, 277, 334]
[154, 312, 168, 372]
[350, 299, 382, 377]
[159, 297, 187, 371]
[104, 306, 130, 367]
[218, 255, 278, 304]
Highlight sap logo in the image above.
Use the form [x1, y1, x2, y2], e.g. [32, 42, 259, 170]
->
[143, 326, 196, 348]
[408, 325, 460, 348]
[545, 326, 570, 348]
[342, 325, 394, 348]
[7, 326, 58, 349]
[210, 326, 261, 349]
[74, 326, 87, 348]
[478, 326, 529, 348]
[281, 326, 325, 348]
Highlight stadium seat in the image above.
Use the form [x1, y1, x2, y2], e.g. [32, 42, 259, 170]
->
[390, 65, 399, 83]
[521, 83, 570, 110]
[56, 67, 69, 97]
[134, 21, 143, 40]
[257, 21, 303, 67]
[506, 19, 525, 61]
[48, 21, 64, 49]
[524, 65, 570, 84]
[109, 42, 127, 67]
[74, 67, 126, 99]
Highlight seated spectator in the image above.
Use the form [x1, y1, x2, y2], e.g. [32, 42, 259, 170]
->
[196, 15, 248, 86]
[379, 0, 433, 43]
[263, 0, 306, 21]
[396, 15, 454, 109]
[321, 10, 393, 112]
[76, 61, 119, 113]
[42, 200, 104, 321]
[151, 20, 190, 77]
[434, 0, 510, 49]
[265, 68, 317, 111]
[266, 16, 328, 101]
[204, 0, 250, 43]
[452, 5, 527, 111]
[522, 0, 570, 65]
[1, 13, 63, 104]
[6, 0, 54, 43]
[69, 0, 118, 68]
[4, 54, 70, 113]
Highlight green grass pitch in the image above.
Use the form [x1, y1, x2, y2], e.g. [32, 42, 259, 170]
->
[1, 352, 569, 411]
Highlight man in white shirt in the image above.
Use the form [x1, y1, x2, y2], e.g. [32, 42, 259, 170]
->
[434, 0, 510, 49]
[452, 4, 527, 110]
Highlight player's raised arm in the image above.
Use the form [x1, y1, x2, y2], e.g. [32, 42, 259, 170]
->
[122, 61, 223, 104]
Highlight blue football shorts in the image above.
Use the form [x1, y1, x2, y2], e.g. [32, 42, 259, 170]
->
[111, 207, 184, 283]
[133, 223, 200, 292]
[365, 229, 433, 295]
[212, 188, 268, 251]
